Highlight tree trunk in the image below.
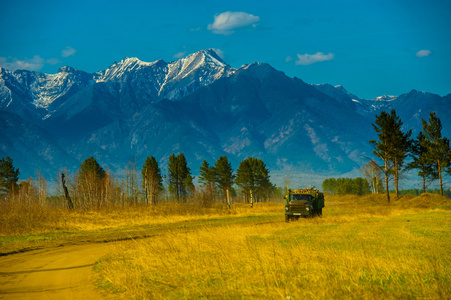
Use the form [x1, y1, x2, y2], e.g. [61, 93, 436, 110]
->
[394, 159, 399, 198]
[438, 161, 443, 196]
[384, 160, 390, 203]
[226, 188, 230, 209]
[61, 173, 74, 210]
[422, 175, 426, 194]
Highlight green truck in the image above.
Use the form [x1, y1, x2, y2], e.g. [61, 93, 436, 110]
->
[285, 188, 325, 222]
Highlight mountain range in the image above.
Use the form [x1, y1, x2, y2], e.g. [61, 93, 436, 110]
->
[1, 49, 450, 187]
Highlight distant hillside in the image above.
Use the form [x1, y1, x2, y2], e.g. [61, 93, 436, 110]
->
[1, 49, 449, 187]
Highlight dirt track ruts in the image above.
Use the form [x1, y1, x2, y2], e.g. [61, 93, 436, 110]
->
[0, 216, 281, 299]
[0, 243, 114, 299]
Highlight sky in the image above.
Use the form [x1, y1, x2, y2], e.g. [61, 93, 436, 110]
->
[1, 0, 450, 99]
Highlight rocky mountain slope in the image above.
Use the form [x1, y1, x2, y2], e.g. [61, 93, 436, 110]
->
[0, 49, 449, 186]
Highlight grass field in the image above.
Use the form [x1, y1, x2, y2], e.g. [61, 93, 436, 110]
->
[93, 194, 450, 299]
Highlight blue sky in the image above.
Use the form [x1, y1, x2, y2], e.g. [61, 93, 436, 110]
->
[1, 0, 450, 99]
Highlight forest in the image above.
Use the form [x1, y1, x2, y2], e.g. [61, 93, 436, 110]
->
[0, 153, 277, 210]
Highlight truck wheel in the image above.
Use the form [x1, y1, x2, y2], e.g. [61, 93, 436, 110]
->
[319, 208, 323, 217]
[285, 215, 290, 222]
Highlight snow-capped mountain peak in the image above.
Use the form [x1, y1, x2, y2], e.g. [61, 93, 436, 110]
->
[374, 95, 397, 102]
[96, 57, 166, 82]
[1, 49, 449, 185]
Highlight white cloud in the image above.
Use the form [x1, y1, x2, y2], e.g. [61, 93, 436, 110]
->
[0, 55, 43, 71]
[295, 52, 334, 65]
[0, 55, 61, 71]
[211, 48, 225, 59]
[173, 51, 186, 59]
[62, 46, 76, 57]
[208, 11, 260, 35]
[46, 58, 61, 65]
[416, 49, 431, 57]
[285, 56, 294, 62]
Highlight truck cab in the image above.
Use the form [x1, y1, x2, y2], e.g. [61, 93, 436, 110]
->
[285, 188, 324, 222]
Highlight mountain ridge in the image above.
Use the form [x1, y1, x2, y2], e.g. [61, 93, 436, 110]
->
[0, 49, 450, 187]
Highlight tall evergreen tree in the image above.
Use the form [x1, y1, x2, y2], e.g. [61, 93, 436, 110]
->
[0, 156, 20, 196]
[78, 156, 106, 208]
[199, 160, 215, 187]
[407, 132, 437, 193]
[421, 112, 451, 196]
[235, 158, 254, 203]
[214, 156, 235, 205]
[167, 154, 179, 201]
[390, 111, 412, 198]
[167, 153, 194, 202]
[176, 153, 193, 201]
[183, 171, 195, 199]
[369, 110, 397, 203]
[235, 157, 273, 203]
[79, 156, 106, 181]
[142, 156, 163, 205]
[199, 160, 216, 202]
[253, 158, 273, 201]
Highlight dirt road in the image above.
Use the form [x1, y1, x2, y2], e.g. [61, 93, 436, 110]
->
[0, 243, 114, 299]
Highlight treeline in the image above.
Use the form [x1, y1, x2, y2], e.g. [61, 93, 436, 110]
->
[0, 154, 276, 209]
[322, 177, 370, 196]
[369, 110, 450, 202]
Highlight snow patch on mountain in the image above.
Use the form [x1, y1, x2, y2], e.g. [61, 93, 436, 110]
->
[304, 123, 330, 162]
[96, 57, 162, 82]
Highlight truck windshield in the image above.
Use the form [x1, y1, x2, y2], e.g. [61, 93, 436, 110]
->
[291, 194, 311, 201]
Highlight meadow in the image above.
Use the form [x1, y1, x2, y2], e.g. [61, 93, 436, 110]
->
[1, 193, 450, 299]
[94, 194, 450, 299]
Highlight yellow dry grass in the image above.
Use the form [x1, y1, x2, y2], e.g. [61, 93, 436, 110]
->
[0, 201, 280, 235]
[94, 194, 451, 299]
[0, 200, 282, 254]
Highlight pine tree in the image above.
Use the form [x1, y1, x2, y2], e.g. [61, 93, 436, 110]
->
[199, 160, 216, 203]
[213, 156, 235, 205]
[0, 156, 20, 196]
[183, 172, 195, 199]
[407, 132, 437, 193]
[176, 153, 192, 202]
[235, 158, 254, 203]
[421, 112, 451, 196]
[390, 111, 412, 198]
[167, 153, 193, 202]
[167, 154, 179, 201]
[199, 160, 215, 187]
[253, 158, 273, 201]
[78, 156, 106, 208]
[369, 110, 396, 203]
[142, 156, 163, 205]
[235, 157, 273, 203]
[79, 156, 106, 181]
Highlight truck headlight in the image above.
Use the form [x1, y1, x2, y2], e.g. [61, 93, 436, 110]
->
[306, 207, 309, 211]
[285, 207, 289, 211]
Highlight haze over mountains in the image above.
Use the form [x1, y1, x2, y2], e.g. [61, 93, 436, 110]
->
[1, 49, 450, 186]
